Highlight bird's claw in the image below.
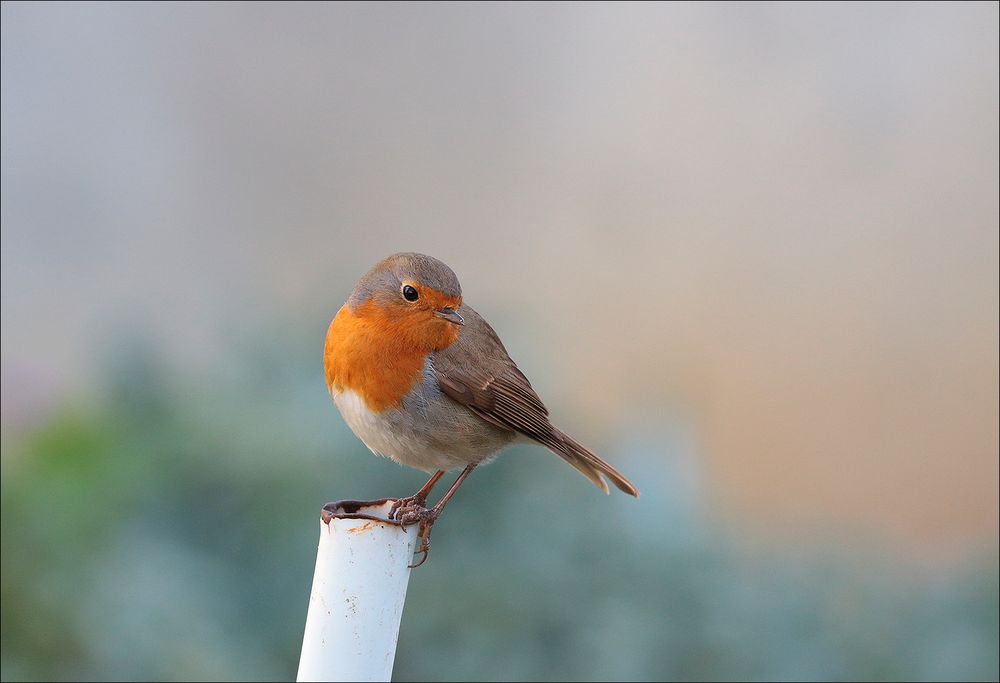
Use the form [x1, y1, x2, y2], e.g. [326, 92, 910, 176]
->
[388, 502, 440, 568]
[409, 521, 435, 568]
[390, 500, 439, 526]
[409, 539, 430, 568]
[389, 495, 425, 521]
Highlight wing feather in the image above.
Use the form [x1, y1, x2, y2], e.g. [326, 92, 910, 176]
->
[432, 304, 638, 497]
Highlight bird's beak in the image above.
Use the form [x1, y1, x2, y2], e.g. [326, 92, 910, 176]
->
[435, 307, 464, 326]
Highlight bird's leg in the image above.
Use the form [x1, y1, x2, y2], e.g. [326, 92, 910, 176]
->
[397, 463, 478, 568]
[389, 470, 445, 520]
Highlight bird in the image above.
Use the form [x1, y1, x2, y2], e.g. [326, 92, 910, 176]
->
[323, 252, 638, 566]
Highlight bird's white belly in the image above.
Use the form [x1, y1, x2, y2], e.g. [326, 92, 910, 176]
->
[331, 386, 513, 472]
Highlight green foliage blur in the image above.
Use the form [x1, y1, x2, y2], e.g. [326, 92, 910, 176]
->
[2, 333, 997, 682]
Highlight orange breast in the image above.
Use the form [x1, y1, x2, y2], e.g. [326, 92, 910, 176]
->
[324, 301, 443, 413]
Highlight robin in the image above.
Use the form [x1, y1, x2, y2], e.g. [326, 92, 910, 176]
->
[324, 252, 638, 566]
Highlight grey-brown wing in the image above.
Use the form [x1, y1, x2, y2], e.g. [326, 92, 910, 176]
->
[432, 304, 556, 444]
[432, 303, 640, 497]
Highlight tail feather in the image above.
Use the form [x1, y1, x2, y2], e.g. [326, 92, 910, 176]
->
[547, 429, 640, 498]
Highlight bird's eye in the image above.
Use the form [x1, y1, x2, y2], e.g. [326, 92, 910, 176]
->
[402, 285, 419, 302]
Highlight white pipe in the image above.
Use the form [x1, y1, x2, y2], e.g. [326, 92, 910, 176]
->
[297, 499, 417, 682]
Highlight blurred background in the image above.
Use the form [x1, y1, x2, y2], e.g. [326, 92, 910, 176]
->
[2, 3, 997, 681]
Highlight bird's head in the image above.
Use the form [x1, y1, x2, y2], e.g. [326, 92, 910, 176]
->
[347, 252, 464, 351]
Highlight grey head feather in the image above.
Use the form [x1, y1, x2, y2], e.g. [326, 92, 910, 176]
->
[348, 252, 462, 310]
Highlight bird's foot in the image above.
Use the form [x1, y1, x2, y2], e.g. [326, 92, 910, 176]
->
[392, 501, 440, 527]
[388, 502, 441, 568]
[409, 516, 438, 569]
[389, 494, 429, 522]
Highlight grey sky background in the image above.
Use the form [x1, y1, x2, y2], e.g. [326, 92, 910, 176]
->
[3, 2, 998, 554]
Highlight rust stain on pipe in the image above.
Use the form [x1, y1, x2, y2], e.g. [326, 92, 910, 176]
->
[347, 521, 376, 535]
